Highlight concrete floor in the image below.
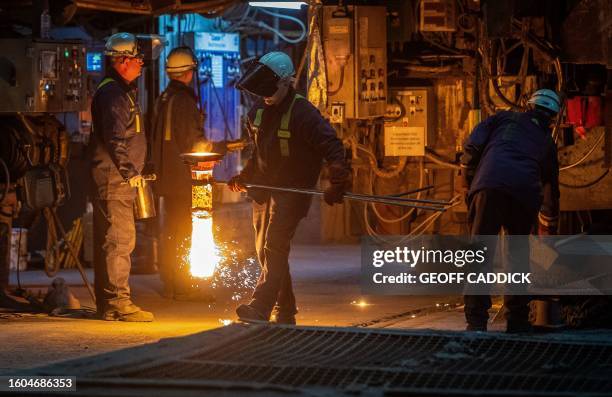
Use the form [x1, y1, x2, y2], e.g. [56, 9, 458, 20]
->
[0, 243, 489, 372]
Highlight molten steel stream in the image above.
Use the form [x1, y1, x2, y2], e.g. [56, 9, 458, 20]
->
[189, 168, 220, 278]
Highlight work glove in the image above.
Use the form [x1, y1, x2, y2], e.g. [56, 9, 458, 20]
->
[324, 162, 351, 206]
[127, 174, 145, 188]
[227, 174, 247, 193]
[537, 212, 558, 235]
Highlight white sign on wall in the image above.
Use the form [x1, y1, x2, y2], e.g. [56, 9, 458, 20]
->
[384, 125, 425, 156]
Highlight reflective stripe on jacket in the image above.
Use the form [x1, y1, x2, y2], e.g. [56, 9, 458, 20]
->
[151, 79, 207, 199]
[89, 68, 146, 200]
[241, 88, 346, 208]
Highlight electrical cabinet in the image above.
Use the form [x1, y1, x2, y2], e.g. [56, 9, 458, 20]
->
[322, 6, 387, 120]
[419, 0, 457, 32]
[194, 32, 241, 182]
[384, 87, 435, 156]
[0, 39, 87, 113]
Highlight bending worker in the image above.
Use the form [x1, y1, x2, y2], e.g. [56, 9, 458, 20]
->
[460, 89, 561, 333]
[151, 46, 221, 299]
[229, 51, 351, 324]
[89, 33, 153, 321]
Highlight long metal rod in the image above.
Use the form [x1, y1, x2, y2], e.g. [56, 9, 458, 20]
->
[388, 185, 434, 197]
[240, 183, 446, 212]
[341, 191, 449, 205]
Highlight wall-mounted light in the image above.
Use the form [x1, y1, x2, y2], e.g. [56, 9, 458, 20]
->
[248, 2, 307, 10]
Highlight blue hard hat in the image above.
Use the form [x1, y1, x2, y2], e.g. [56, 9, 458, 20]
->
[527, 89, 561, 114]
[258, 51, 295, 78]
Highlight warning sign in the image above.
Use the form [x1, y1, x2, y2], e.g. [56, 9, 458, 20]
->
[384, 125, 425, 156]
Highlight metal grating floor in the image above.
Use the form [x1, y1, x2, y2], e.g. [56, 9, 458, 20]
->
[85, 325, 612, 396]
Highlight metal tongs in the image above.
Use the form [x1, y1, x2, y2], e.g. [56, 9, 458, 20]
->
[221, 182, 450, 212]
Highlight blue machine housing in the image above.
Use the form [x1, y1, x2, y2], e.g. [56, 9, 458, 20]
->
[195, 32, 241, 182]
[158, 13, 242, 183]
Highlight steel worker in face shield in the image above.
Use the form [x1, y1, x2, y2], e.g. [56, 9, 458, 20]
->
[230, 51, 351, 325]
[150, 46, 225, 299]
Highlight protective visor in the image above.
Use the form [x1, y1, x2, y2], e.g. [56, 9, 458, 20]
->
[236, 62, 280, 97]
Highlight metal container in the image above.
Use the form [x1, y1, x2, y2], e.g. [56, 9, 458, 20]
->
[134, 178, 156, 220]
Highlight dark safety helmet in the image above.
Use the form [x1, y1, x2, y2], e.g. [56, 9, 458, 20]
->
[236, 51, 295, 97]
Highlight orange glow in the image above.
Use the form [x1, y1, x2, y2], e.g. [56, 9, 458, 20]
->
[351, 299, 371, 308]
[188, 210, 220, 278]
[188, 168, 220, 279]
[182, 152, 223, 162]
[189, 152, 218, 156]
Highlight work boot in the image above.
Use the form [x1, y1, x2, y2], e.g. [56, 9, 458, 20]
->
[506, 320, 532, 334]
[236, 304, 269, 323]
[116, 309, 154, 322]
[272, 306, 297, 325]
[101, 303, 154, 322]
[466, 323, 487, 332]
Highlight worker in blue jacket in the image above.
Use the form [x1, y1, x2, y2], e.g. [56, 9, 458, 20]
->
[229, 51, 351, 325]
[89, 33, 153, 322]
[460, 89, 561, 333]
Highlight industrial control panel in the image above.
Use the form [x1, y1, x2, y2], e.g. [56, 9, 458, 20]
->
[195, 32, 241, 143]
[0, 39, 87, 113]
[384, 87, 435, 156]
[322, 5, 387, 120]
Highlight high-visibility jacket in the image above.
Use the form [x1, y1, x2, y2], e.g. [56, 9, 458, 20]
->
[89, 68, 145, 200]
[151, 79, 207, 199]
[241, 88, 346, 208]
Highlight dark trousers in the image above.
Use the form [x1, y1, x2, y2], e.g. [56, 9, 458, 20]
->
[158, 195, 192, 295]
[93, 198, 135, 312]
[250, 193, 307, 318]
[465, 189, 537, 327]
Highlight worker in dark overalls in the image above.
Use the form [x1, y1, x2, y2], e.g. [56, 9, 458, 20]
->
[229, 51, 351, 324]
[460, 89, 561, 333]
[89, 32, 153, 321]
[151, 46, 219, 299]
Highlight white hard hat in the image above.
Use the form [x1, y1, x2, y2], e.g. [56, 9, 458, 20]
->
[104, 32, 141, 58]
[166, 47, 197, 73]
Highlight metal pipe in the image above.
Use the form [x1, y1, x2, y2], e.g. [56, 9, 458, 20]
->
[72, 0, 151, 14]
[338, 191, 450, 206]
[388, 185, 434, 197]
[239, 183, 447, 212]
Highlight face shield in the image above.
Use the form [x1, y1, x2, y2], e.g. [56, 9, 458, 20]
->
[236, 62, 280, 97]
